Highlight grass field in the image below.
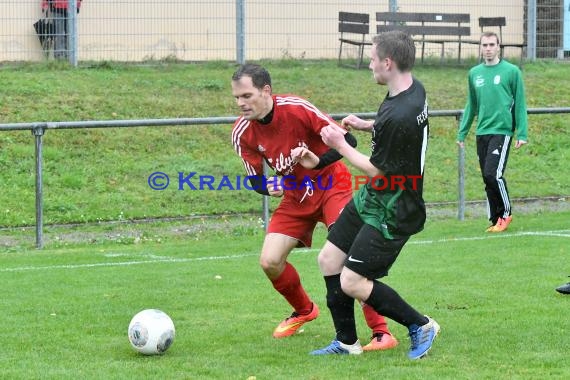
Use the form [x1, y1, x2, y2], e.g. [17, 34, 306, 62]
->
[1, 210, 568, 379]
[1, 60, 569, 228]
[0, 59, 568, 379]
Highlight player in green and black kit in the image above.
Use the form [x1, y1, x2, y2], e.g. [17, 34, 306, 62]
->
[297, 31, 439, 360]
[457, 31, 528, 232]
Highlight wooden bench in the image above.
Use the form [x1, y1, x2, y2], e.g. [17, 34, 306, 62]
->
[479, 17, 526, 66]
[376, 12, 471, 63]
[338, 12, 372, 69]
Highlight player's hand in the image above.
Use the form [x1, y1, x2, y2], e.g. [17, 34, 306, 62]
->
[515, 140, 527, 149]
[321, 123, 347, 149]
[267, 179, 284, 197]
[456, 141, 465, 148]
[342, 114, 372, 131]
[291, 147, 319, 169]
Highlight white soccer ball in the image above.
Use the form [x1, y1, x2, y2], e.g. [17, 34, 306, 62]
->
[128, 309, 175, 355]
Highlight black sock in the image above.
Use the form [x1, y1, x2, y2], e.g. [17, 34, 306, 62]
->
[365, 280, 428, 328]
[324, 274, 357, 344]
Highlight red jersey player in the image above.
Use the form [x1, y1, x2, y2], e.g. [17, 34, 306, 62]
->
[230, 64, 398, 351]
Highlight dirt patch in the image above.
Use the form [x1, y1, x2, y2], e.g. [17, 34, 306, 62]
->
[428, 196, 570, 219]
[1, 197, 567, 249]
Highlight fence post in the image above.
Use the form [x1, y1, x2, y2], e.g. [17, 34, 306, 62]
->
[32, 124, 46, 249]
[456, 113, 465, 221]
[236, 0, 246, 64]
[262, 161, 269, 231]
[527, 0, 537, 61]
[68, 0, 78, 66]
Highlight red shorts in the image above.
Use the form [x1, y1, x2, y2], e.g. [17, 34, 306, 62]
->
[267, 163, 353, 248]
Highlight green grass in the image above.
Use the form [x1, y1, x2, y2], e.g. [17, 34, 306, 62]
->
[0, 60, 569, 227]
[1, 59, 568, 379]
[0, 211, 568, 379]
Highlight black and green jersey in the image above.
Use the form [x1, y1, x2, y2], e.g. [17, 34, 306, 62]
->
[457, 59, 528, 142]
[353, 78, 429, 239]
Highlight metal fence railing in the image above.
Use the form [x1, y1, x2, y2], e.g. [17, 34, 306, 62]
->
[2, 107, 570, 249]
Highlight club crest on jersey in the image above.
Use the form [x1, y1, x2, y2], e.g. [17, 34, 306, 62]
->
[475, 75, 485, 87]
[257, 144, 266, 152]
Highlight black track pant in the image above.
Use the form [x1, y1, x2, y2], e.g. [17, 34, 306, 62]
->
[476, 134, 512, 225]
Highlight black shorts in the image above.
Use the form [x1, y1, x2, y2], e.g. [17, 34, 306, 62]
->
[328, 199, 409, 280]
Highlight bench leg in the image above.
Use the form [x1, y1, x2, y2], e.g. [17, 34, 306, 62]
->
[338, 41, 343, 67]
[458, 42, 462, 63]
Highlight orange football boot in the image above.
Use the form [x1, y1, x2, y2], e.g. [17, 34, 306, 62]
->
[273, 302, 319, 338]
[362, 333, 399, 351]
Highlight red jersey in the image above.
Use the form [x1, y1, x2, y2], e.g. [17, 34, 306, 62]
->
[231, 94, 341, 183]
[232, 94, 353, 245]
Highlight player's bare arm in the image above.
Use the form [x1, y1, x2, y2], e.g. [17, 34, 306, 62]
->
[292, 133, 358, 170]
[291, 147, 319, 169]
[321, 124, 382, 178]
[341, 114, 374, 132]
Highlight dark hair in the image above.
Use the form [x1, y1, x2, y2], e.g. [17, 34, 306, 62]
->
[372, 30, 416, 71]
[480, 32, 500, 46]
[232, 64, 272, 90]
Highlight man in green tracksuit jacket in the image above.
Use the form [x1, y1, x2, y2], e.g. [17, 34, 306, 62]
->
[457, 31, 528, 233]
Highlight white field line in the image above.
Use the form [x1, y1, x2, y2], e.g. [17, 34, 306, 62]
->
[0, 253, 258, 273]
[1, 229, 568, 273]
[406, 229, 570, 244]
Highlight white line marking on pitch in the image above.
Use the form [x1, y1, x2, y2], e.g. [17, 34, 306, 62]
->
[1, 229, 567, 273]
[0, 253, 258, 272]
[407, 229, 570, 244]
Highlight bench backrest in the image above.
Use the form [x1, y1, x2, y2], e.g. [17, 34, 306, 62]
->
[479, 17, 506, 41]
[479, 17, 506, 29]
[376, 12, 471, 37]
[339, 11, 370, 36]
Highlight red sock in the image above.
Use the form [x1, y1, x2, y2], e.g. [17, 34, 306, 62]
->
[271, 262, 312, 315]
[361, 302, 390, 335]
